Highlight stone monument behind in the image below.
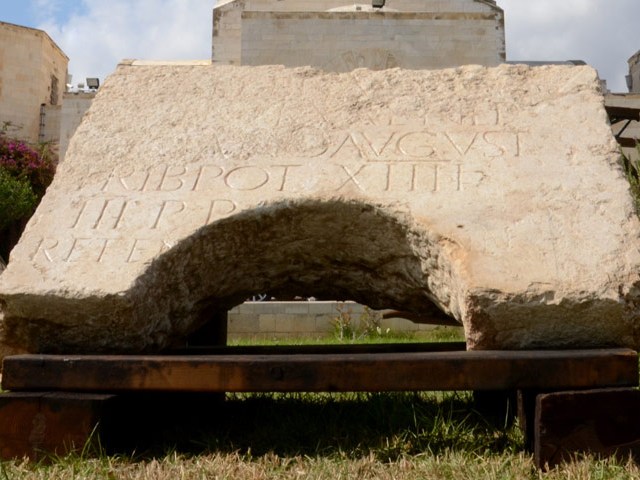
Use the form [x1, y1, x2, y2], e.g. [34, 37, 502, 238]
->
[0, 61, 639, 355]
[212, 0, 505, 70]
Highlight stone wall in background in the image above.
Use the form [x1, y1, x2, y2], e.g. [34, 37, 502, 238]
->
[59, 92, 96, 160]
[212, 0, 505, 70]
[227, 301, 441, 340]
[0, 22, 68, 144]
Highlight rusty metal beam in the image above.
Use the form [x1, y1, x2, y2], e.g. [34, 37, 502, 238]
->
[168, 342, 467, 355]
[535, 389, 640, 469]
[617, 136, 639, 148]
[606, 104, 640, 123]
[3, 348, 637, 393]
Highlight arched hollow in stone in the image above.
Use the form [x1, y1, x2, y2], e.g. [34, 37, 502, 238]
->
[132, 198, 461, 350]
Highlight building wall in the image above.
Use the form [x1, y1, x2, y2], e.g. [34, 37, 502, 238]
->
[0, 22, 68, 144]
[213, 0, 505, 70]
[630, 50, 640, 93]
[41, 104, 61, 144]
[59, 92, 96, 160]
[227, 301, 446, 340]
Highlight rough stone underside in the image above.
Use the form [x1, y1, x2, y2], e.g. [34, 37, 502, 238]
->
[1, 63, 640, 353]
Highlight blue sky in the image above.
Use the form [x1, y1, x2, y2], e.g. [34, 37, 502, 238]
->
[2, 0, 88, 28]
[1, 0, 639, 92]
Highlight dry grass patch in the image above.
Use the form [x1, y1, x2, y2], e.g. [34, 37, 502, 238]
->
[2, 451, 639, 480]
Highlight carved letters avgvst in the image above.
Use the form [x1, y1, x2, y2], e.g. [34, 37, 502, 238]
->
[325, 129, 521, 162]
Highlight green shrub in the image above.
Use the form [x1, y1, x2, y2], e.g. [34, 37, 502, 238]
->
[0, 167, 38, 230]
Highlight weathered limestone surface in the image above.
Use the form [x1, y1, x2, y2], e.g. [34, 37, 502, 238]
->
[1, 63, 639, 353]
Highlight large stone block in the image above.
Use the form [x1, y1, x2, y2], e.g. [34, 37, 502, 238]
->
[0, 63, 639, 353]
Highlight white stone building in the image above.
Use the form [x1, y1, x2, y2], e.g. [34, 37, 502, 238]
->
[212, 0, 506, 70]
[0, 22, 68, 144]
[59, 91, 95, 159]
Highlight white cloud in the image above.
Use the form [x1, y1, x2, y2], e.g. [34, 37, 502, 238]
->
[38, 0, 214, 86]
[499, 0, 640, 91]
[37, 0, 640, 92]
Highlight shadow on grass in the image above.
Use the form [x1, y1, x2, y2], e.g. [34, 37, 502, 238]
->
[102, 392, 523, 461]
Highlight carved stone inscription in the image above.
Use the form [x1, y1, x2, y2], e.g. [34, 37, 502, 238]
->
[28, 237, 176, 265]
[93, 126, 518, 192]
[26, 118, 531, 270]
[324, 129, 521, 162]
[19, 121, 517, 266]
[33, 124, 512, 265]
[96, 161, 470, 197]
